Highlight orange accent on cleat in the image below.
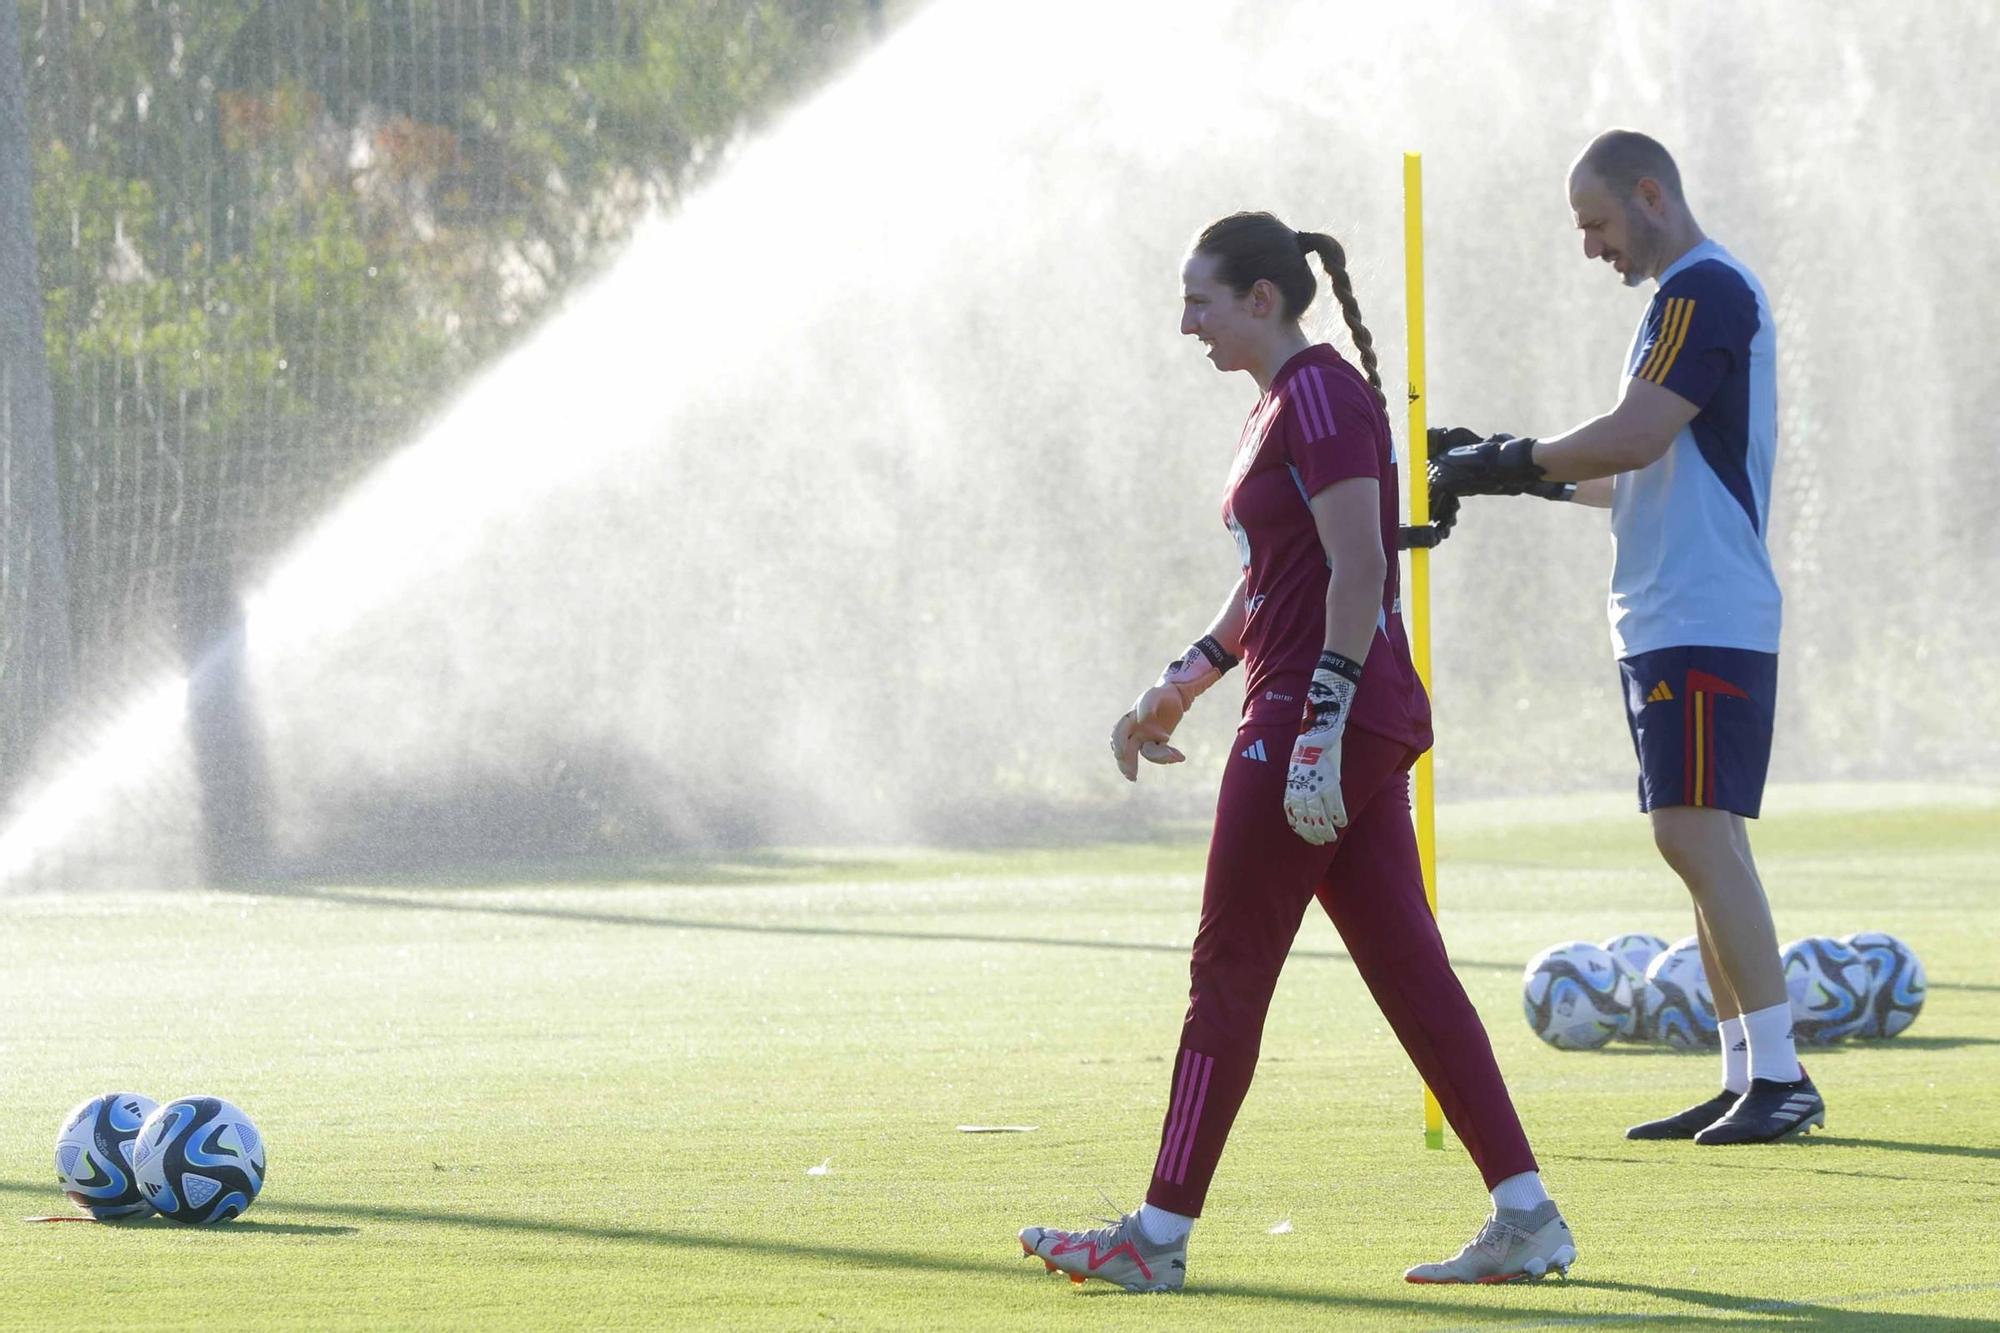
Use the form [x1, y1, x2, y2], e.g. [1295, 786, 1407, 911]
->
[1019, 1211, 1187, 1293]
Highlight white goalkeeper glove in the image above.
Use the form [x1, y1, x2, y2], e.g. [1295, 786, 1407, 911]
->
[1111, 635, 1239, 782]
[1284, 650, 1362, 844]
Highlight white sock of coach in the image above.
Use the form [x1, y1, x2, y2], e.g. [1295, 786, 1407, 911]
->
[1719, 1015, 1751, 1093]
[1489, 1170, 1551, 1213]
[1743, 1000, 1804, 1083]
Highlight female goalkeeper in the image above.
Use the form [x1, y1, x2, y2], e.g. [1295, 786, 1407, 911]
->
[1017, 212, 1572, 1290]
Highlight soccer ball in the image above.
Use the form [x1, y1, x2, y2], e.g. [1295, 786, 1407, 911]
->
[1784, 936, 1872, 1042]
[1522, 941, 1632, 1050]
[1781, 936, 1871, 1044]
[1604, 954, 1647, 1039]
[1641, 936, 1719, 1050]
[1601, 933, 1669, 978]
[133, 1097, 267, 1224]
[1600, 934, 1669, 1040]
[1839, 931, 1926, 1037]
[55, 1092, 159, 1219]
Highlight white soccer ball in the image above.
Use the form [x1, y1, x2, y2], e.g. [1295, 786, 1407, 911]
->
[1641, 936, 1719, 1050]
[1838, 932, 1926, 1038]
[1781, 936, 1871, 1044]
[1601, 932, 1670, 978]
[1522, 941, 1632, 1050]
[1600, 934, 1669, 1040]
[55, 1091, 159, 1219]
[133, 1096, 267, 1224]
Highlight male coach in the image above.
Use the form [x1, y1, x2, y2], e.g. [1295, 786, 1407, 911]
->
[1428, 129, 1821, 1145]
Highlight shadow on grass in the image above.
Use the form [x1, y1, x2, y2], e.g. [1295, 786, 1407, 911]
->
[1568, 1045, 1714, 1057]
[1540, 1148, 1938, 1188]
[1542, 1138, 2000, 1188]
[1547, 1278, 2000, 1331]
[1836, 1033, 2000, 1049]
[223, 883, 1523, 974]
[1811, 1136, 2000, 1162]
[8, 1179, 1996, 1326]
[8, 1201, 359, 1238]
[132, 1219, 360, 1236]
[291, 849, 940, 891]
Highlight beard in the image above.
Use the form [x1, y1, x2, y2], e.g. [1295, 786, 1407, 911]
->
[1619, 204, 1666, 286]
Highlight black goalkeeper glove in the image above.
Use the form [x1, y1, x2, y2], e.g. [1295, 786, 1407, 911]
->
[1426, 425, 1486, 456]
[1428, 432, 1547, 497]
[1398, 487, 1459, 549]
[1398, 426, 1484, 548]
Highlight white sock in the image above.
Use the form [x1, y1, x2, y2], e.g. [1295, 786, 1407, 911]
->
[1137, 1203, 1194, 1245]
[1489, 1171, 1550, 1213]
[1719, 1015, 1750, 1094]
[1742, 1000, 1803, 1083]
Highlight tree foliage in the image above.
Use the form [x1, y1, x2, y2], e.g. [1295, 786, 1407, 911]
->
[20, 0, 887, 581]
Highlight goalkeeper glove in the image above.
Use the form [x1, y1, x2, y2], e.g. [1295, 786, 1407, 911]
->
[1158, 634, 1237, 709]
[1427, 425, 1485, 455]
[1400, 486, 1459, 549]
[1428, 432, 1546, 498]
[1427, 427, 1575, 509]
[1283, 650, 1361, 845]
[1112, 636, 1238, 782]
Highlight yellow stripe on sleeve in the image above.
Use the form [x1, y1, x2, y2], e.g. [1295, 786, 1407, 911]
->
[1644, 297, 1695, 385]
[1635, 297, 1679, 382]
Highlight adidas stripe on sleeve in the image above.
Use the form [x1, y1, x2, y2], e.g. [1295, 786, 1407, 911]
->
[1628, 262, 1758, 411]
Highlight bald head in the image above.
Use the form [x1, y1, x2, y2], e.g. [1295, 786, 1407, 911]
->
[1567, 129, 1702, 287]
[1570, 129, 1684, 204]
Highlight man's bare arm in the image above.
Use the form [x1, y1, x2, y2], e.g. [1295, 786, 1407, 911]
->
[1531, 376, 1699, 482]
[1571, 477, 1614, 508]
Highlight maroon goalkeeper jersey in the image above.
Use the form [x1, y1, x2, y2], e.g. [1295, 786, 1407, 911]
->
[1219, 344, 1431, 751]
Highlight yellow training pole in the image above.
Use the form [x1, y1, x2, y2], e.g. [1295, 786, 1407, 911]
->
[1405, 151, 1445, 1152]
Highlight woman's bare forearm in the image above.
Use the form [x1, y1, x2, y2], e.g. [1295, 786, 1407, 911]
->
[1201, 576, 1250, 658]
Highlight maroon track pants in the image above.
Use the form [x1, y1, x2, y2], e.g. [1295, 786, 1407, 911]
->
[1145, 720, 1537, 1217]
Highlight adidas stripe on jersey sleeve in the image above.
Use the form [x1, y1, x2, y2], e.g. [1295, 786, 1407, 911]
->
[1630, 261, 1759, 411]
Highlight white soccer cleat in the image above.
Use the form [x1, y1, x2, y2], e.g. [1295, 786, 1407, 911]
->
[1018, 1211, 1186, 1293]
[1404, 1201, 1576, 1284]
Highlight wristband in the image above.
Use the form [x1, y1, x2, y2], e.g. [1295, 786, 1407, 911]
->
[1316, 650, 1364, 685]
[1189, 635, 1239, 673]
[1160, 634, 1239, 704]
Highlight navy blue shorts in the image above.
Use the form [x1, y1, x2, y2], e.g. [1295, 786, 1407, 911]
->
[1618, 646, 1778, 818]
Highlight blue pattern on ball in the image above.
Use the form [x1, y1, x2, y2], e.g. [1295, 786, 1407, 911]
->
[54, 1091, 160, 1220]
[1839, 932, 1926, 1038]
[134, 1096, 267, 1225]
[1782, 936, 1870, 1044]
[1522, 941, 1633, 1050]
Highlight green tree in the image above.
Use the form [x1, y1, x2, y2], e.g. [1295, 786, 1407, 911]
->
[14, 0, 897, 872]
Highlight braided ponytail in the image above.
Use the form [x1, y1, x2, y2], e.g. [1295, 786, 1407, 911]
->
[1193, 214, 1387, 410]
[1296, 232, 1386, 411]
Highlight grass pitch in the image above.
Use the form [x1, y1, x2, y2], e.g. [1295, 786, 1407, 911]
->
[4, 783, 1999, 1330]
